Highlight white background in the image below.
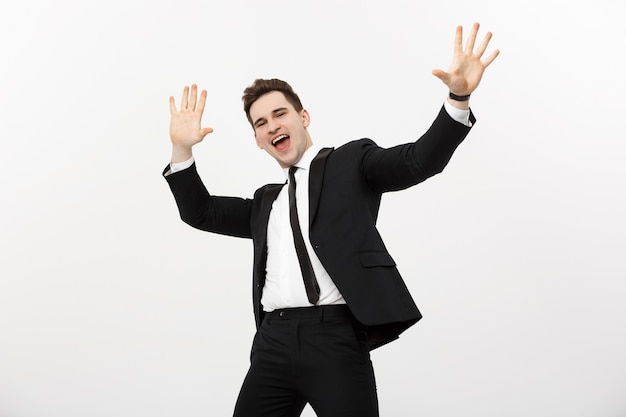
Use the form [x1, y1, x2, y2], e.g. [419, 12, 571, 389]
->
[1, 1, 625, 416]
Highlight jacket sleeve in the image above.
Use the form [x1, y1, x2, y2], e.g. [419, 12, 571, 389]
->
[163, 162, 253, 239]
[360, 105, 475, 193]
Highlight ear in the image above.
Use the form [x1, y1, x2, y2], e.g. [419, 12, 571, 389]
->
[301, 109, 310, 128]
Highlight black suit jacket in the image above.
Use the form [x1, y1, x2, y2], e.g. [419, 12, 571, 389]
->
[165, 106, 475, 349]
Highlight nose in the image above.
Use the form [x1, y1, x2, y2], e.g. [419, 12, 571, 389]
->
[268, 119, 280, 134]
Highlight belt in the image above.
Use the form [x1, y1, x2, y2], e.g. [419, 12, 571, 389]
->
[264, 304, 352, 320]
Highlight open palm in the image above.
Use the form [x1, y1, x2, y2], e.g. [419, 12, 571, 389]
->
[432, 23, 499, 96]
[169, 84, 214, 150]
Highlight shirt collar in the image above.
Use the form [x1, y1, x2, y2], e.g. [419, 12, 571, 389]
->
[281, 144, 320, 179]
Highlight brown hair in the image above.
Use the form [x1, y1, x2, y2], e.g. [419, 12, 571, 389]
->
[242, 79, 303, 125]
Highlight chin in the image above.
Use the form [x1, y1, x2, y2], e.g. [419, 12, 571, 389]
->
[276, 155, 296, 168]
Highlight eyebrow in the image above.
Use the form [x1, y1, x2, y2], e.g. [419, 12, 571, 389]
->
[253, 107, 289, 127]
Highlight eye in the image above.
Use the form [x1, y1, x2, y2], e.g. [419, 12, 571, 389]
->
[277, 111, 286, 117]
[256, 120, 266, 127]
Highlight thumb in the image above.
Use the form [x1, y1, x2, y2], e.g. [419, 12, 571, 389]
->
[200, 127, 214, 138]
[431, 69, 450, 83]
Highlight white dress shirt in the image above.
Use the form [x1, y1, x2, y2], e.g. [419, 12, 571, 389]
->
[261, 144, 346, 311]
[166, 101, 471, 311]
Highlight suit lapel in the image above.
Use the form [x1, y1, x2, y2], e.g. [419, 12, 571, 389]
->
[308, 147, 333, 227]
[256, 184, 283, 245]
[255, 146, 332, 247]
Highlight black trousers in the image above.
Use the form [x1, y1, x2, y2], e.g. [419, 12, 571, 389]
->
[233, 305, 379, 417]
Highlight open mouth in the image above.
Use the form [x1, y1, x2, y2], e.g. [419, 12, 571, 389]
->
[272, 134, 289, 147]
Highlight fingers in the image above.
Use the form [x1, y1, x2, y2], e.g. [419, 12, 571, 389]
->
[454, 25, 463, 55]
[172, 84, 207, 113]
[181, 85, 189, 110]
[196, 89, 207, 115]
[456, 22, 499, 66]
[465, 22, 479, 54]
[189, 84, 198, 111]
[169, 96, 176, 115]
[474, 30, 493, 58]
[482, 49, 500, 68]
[472, 26, 499, 67]
[456, 22, 496, 59]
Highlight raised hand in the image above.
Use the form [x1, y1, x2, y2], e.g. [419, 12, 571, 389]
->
[432, 23, 499, 97]
[169, 84, 214, 162]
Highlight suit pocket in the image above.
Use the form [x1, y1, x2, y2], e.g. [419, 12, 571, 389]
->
[359, 251, 396, 268]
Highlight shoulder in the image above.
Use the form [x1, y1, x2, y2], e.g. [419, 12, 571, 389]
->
[336, 138, 377, 149]
[331, 138, 379, 157]
[253, 183, 284, 199]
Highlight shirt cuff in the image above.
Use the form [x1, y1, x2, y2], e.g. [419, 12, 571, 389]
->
[443, 100, 472, 127]
[164, 156, 195, 176]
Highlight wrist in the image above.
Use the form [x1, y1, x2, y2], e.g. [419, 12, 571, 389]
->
[449, 91, 470, 101]
[446, 95, 470, 110]
[171, 144, 193, 164]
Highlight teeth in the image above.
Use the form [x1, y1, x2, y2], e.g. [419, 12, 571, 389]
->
[272, 134, 288, 145]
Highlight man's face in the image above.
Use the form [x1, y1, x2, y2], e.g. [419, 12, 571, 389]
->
[250, 91, 312, 168]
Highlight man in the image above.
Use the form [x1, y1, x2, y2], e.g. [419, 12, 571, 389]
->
[164, 23, 498, 417]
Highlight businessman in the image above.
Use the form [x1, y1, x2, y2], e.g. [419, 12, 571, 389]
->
[164, 23, 498, 417]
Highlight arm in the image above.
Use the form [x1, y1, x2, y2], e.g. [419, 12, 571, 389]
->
[362, 23, 499, 192]
[361, 106, 473, 192]
[165, 84, 253, 238]
[164, 162, 254, 238]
